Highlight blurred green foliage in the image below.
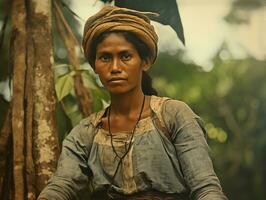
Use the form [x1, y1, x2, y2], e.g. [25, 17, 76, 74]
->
[225, 0, 264, 24]
[151, 49, 266, 200]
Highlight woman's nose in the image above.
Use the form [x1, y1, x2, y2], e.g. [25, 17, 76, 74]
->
[110, 58, 122, 73]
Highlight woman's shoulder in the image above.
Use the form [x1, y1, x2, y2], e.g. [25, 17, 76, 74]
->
[66, 108, 106, 139]
[78, 108, 106, 128]
[62, 109, 107, 150]
[151, 95, 194, 114]
[151, 95, 198, 123]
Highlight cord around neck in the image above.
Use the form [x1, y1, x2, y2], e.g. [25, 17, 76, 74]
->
[108, 95, 146, 160]
[106, 95, 146, 197]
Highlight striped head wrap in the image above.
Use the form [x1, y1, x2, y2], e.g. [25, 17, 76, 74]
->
[82, 5, 158, 67]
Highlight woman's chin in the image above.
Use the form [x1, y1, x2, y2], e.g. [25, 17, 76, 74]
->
[108, 89, 130, 95]
[107, 86, 137, 96]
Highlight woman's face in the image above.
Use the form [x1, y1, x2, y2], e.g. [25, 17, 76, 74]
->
[94, 33, 149, 95]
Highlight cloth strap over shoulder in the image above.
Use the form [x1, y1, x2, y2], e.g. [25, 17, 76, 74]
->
[150, 95, 172, 141]
[150, 95, 208, 140]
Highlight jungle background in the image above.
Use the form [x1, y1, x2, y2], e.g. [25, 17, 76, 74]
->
[0, 0, 265, 200]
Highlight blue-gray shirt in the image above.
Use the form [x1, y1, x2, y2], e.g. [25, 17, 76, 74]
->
[38, 96, 227, 200]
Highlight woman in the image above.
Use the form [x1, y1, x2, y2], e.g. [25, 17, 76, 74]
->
[39, 6, 228, 200]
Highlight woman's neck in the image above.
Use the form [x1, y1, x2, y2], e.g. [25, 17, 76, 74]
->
[110, 90, 145, 116]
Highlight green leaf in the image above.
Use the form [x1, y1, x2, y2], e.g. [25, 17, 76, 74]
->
[55, 73, 74, 101]
[53, 63, 70, 69]
[55, 102, 73, 143]
[92, 96, 104, 112]
[81, 70, 98, 90]
[53, 64, 71, 79]
[62, 95, 83, 126]
[93, 87, 110, 102]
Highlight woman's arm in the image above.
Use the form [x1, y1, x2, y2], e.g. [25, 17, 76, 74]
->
[38, 119, 95, 200]
[163, 100, 228, 200]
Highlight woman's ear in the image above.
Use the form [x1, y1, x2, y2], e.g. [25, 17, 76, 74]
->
[142, 59, 151, 71]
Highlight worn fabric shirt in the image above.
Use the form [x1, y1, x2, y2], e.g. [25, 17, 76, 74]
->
[38, 96, 227, 200]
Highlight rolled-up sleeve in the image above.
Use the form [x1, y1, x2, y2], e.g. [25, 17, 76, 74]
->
[163, 100, 228, 200]
[38, 119, 95, 200]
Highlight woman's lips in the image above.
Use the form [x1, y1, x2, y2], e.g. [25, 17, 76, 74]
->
[108, 77, 127, 83]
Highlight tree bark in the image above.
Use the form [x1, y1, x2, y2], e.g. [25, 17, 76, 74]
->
[28, 0, 59, 195]
[0, 109, 11, 199]
[10, 0, 27, 199]
[25, 24, 36, 200]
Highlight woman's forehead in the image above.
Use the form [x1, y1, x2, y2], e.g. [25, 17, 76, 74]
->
[96, 33, 137, 52]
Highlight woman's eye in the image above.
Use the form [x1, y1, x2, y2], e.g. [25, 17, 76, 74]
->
[99, 55, 110, 62]
[121, 53, 131, 61]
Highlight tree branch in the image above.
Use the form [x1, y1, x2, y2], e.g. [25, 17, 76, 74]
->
[53, 0, 93, 117]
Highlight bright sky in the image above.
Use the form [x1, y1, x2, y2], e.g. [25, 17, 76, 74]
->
[72, 0, 266, 70]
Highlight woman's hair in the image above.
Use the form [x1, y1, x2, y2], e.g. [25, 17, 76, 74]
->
[91, 31, 158, 96]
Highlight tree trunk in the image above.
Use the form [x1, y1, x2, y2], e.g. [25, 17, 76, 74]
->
[10, 0, 27, 199]
[25, 22, 36, 200]
[0, 109, 12, 200]
[28, 0, 59, 195]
